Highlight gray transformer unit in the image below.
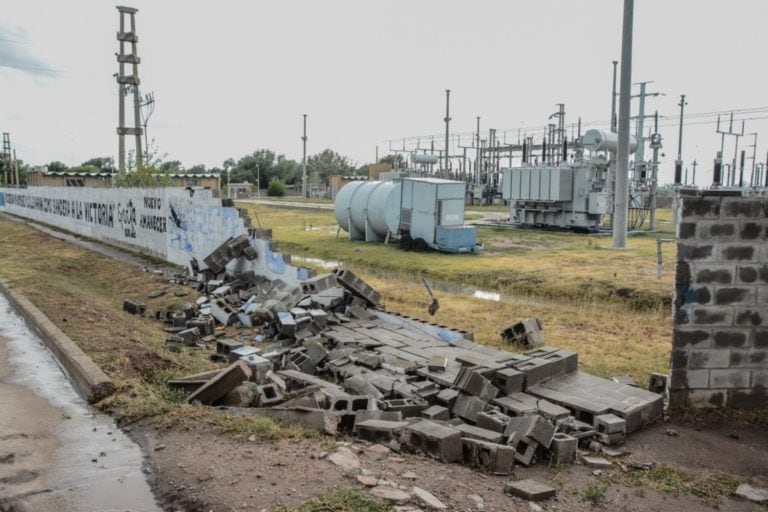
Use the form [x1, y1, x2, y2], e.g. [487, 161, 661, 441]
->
[334, 177, 480, 253]
[501, 158, 610, 231]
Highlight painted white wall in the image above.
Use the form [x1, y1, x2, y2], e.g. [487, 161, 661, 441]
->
[0, 187, 306, 285]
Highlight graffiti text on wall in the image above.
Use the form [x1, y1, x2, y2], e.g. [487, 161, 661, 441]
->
[3, 192, 115, 228]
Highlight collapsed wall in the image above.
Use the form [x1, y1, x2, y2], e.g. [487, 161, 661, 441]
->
[671, 191, 768, 409]
[0, 186, 306, 285]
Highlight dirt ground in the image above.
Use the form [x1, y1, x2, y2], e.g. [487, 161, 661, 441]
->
[134, 420, 767, 512]
[0, 215, 767, 511]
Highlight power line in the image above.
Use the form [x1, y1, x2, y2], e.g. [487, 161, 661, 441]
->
[0, 61, 70, 74]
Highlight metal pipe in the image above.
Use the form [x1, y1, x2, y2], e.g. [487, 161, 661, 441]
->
[301, 114, 308, 198]
[613, 0, 634, 249]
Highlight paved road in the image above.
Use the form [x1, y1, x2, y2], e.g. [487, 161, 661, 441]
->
[0, 294, 160, 512]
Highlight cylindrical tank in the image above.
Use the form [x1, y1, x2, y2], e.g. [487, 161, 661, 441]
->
[366, 181, 401, 236]
[334, 180, 401, 239]
[334, 181, 365, 232]
[411, 152, 439, 164]
[582, 129, 638, 154]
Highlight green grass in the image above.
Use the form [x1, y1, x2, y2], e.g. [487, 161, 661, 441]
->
[237, 203, 675, 311]
[582, 483, 608, 505]
[609, 465, 753, 507]
[271, 488, 393, 512]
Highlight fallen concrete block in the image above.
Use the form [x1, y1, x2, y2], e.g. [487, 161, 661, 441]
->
[428, 355, 447, 372]
[354, 409, 403, 424]
[167, 369, 223, 393]
[215, 382, 259, 407]
[256, 383, 284, 406]
[648, 372, 668, 394]
[404, 420, 463, 463]
[435, 388, 459, 408]
[454, 367, 498, 402]
[500, 318, 544, 347]
[494, 367, 524, 394]
[334, 268, 381, 306]
[462, 438, 515, 475]
[509, 435, 538, 466]
[549, 433, 577, 463]
[241, 354, 271, 383]
[123, 299, 146, 315]
[216, 338, 243, 356]
[476, 410, 511, 433]
[382, 397, 429, 417]
[504, 415, 555, 448]
[452, 393, 488, 423]
[504, 479, 556, 501]
[225, 406, 339, 434]
[187, 361, 251, 405]
[354, 419, 409, 443]
[595, 413, 627, 435]
[454, 423, 504, 444]
[421, 405, 450, 421]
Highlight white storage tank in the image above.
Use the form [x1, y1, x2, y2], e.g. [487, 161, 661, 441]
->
[334, 180, 401, 242]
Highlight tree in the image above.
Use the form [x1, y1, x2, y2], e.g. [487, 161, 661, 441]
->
[69, 164, 100, 173]
[306, 149, 356, 184]
[47, 161, 68, 173]
[378, 154, 405, 168]
[267, 178, 286, 197]
[81, 157, 116, 173]
[185, 164, 207, 174]
[273, 155, 300, 185]
[158, 160, 183, 174]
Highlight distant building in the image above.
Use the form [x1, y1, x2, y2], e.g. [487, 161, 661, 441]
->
[26, 169, 221, 192]
[228, 182, 253, 199]
[329, 175, 368, 199]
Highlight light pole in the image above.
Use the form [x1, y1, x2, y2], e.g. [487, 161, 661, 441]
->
[256, 164, 260, 199]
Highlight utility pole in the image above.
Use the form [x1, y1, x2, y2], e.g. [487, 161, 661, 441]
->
[631, 81, 661, 164]
[116, 6, 143, 172]
[301, 114, 308, 198]
[140, 91, 155, 166]
[475, 116, 481, 187]
[610, 60, 619, 133]
[649, 111, 662, 231]
[674, 94, 686, 185]
[12, 149, 19, 186]
[2, 133, 10, 185]
[746, 133, 758, 186]
[691, 159, 697, 186]
[444, 89, 451, 178]
[613, 0, 633, 249]
[716, 112, 744, 187]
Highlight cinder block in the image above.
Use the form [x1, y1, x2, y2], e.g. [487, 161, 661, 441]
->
[476, 410, 512, 433]
[123, 299, 146, 315]
[594, 413, 626, 434]
[549, 433, 577, 463]
[720, 197, 764, 218]
[728, 349, 767, 368]
[435, 388, 459, 408]
[454, 423, 504, 444]
[695, 267, 733, 284]
[678, 243, 715, 262]
[755, 330, 768, 348]
[673, 328, 712, 348]
[697, 221, 737, 239]
[421, 405, 450, 421]
[682, 196, 721, 218]
[720, 244, 757, 262]
[739, 221, 767, 240]
[452, 393, 488, 423]
[709, 369, 750, 388]
[692, 308, 733, 326]
[735, 309, 765, 327]
[714, 286, 755, 306]
[462, 438, 515, 475]
[752, 369, 768, 388]
[354, 419, 409, 443]
[509, 435, 539, 466]
[669, 369, 710, 390]
[403, 420, 463, 463]
[687, 389, 726, 408]
[728, 388, 768, 408]
[494, 367, 524, 394]
[688, 349, 731, 369]
[713, 330, 749, 348]
[504, 415, 555, 448]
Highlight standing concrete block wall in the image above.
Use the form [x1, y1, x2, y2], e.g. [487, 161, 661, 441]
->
[671, 191, 768, 409]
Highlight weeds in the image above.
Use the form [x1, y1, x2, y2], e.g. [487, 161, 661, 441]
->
[582, 483, 608, 505]
[271, 488, 393, 512]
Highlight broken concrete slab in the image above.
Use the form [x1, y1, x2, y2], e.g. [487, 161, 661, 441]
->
[504, 479, 556, 501]
[735, 484, 768, 504]
[328, 446, 361, 472]
[354, 419, 409, 443]
[224, 406, 339, 435]
[580, 455, 612, 469]
[412, 486, 447, 510]
[187, 361, 251, 405]
[370, 486, 411, 504]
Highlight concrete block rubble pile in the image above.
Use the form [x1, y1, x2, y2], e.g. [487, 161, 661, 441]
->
[125, 231, 663, 476]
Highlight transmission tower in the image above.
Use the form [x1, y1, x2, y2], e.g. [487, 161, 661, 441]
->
[116, 5, 144, 172]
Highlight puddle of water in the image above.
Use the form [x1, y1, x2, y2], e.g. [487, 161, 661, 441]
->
[293, 256, 340, 270]
[472, 289, 501, 301]
[0, 294, 161, 512]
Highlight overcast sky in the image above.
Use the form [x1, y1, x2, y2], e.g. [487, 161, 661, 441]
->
[1, 0, 766, 185]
